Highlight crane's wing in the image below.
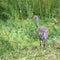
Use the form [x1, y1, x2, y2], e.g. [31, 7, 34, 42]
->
[37, 26, 48, 40]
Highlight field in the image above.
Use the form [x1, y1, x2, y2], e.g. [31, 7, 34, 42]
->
[0, 18, 60, 60]
[0, 0, 60, 60]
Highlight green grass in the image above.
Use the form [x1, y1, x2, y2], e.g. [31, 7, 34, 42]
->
[0, 0, 60, 60]
[0, 18, 60, 60]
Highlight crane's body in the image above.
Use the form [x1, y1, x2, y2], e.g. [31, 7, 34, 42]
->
[32, 15, 48, 47]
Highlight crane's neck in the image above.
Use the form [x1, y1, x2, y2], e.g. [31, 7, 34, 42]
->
[35, 18, 39, 28]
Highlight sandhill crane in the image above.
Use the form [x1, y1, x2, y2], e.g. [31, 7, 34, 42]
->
[31, 15, 48, 48]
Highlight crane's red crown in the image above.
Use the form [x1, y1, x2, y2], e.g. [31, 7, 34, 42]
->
[31, 16, 34, 18]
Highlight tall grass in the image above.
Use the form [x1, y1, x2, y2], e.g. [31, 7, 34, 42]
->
[0, 0, 60, 20]
[0, 0, 60, 60]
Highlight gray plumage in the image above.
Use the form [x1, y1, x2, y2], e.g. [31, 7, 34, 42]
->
[32, 15, 48, 47]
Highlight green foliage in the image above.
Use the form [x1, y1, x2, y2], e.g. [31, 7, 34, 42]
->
[0, 18, 60, 60]
[0, 37, 14, 56]
[0, 0, 60, 60]
[0, 0, 60, 20]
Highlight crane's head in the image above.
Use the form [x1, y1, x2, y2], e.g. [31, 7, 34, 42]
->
[31, 15, 38, 20]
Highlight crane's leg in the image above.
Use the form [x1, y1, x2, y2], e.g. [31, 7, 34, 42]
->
[40, 40, 43, 48]
[40, 40, 42, 47]
[43, 40, 46, 49]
